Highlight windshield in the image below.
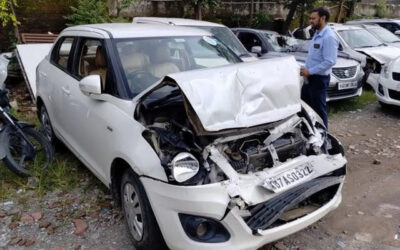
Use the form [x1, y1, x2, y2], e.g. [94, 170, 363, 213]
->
[189, 26, 249, 57]
[338, 29, 383, 48]
[263, 32, 301, 52]
[368, 27, 400, 43]
[114, 36, 241, 97]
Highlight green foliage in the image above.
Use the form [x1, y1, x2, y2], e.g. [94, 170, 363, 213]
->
[251, 13, 272, 28]
[187, 0, 219, 9]
[0, 0, 19, 27]
[64, 0, 109, 26]
[376, 0, 388, 18]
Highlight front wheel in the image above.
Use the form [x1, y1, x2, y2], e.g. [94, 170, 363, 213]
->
[120, 169, 167, 250]
[3, 126, 54, 176]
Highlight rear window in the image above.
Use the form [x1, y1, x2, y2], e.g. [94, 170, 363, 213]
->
[52, 37, 74, 70]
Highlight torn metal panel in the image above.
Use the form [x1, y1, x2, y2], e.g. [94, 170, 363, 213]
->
[167, 56, 301, 132]
[211, 150, 346, 205]
[355, 47, 400, 64]
[16, 44, 52, 101]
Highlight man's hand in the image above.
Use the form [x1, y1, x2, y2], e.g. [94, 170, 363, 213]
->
[300, 68, 310, 77]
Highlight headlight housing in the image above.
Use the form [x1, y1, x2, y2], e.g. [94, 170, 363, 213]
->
[170, 152, 199, 183]
[381, 65, 390, 79]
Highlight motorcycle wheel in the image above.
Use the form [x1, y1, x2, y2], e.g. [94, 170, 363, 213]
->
[3, 126, 54, 176]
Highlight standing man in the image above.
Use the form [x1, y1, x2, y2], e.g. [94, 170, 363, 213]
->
[300, 7, 338, 128]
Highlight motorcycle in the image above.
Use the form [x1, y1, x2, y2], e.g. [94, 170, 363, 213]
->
[0, 88, 53, 176]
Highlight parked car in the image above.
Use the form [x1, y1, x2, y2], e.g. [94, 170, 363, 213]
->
[346, 18, 400, 37]
[293, 23, 400, 88]
[36, 23, 347, 250]
[132, 17, 256, 62]
[347, 24, 400, 48]
[376, 56, 400, 107]
[232, 27, 364, 101]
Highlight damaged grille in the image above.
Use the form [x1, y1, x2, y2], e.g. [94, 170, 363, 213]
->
[332, 66, 357, 79]
[389, 89, 400, 101]
[244, 176, 341, 233]
[393, 72, 400, 81]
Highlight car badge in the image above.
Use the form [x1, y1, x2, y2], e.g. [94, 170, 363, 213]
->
[344, 69, 349, 78]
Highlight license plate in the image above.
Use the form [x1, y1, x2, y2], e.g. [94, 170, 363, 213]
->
[338, 81, 357, 90]
[263, 163, 314, 193]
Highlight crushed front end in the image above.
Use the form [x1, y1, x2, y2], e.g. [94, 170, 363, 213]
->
[134, 59, 346, 250]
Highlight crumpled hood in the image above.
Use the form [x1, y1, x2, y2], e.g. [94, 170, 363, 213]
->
[160, 56, 301, 132]
[355, 46, 400, 64]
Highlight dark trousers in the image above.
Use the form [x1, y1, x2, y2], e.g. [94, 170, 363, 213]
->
[301, 75, 330, 128]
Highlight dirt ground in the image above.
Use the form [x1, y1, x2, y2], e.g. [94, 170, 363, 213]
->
[1, 82, 400, 249]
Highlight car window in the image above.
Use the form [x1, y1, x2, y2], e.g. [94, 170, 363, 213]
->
[338, 29, 383, 48]
[114, 36, 241, 97]
[52, 37, 74, 70]
[76, 39, 116, 95]
[368, 27, 400, 43]
[237, 32, 263, 52]
[263, 33, 300, 52]
[189, 26, 249, 57]
[379, 23, 399, 33]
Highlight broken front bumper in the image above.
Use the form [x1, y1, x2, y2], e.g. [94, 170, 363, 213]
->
[141, 153, 346, 250]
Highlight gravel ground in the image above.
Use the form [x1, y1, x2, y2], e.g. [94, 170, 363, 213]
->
[1, 82, 399, 250]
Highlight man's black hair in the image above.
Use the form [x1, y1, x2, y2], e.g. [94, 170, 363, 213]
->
[312, 7, 330, 22]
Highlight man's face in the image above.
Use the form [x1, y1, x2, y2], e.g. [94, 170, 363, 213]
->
[310, 12, 325, 30]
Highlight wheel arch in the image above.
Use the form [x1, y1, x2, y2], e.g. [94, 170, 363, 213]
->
[110, 157, 137, 207]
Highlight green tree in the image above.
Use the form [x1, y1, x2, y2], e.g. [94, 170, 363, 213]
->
[64, 0, 109, 26]
[0, 0, 19, 27]
[283, 0, 317, 34]
[185, 0, 219, 20]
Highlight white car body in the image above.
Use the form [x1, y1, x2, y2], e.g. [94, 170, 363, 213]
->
[376, 57, 400, 106]
[293, 24, 400, 88]
[36, 23, 346, 250]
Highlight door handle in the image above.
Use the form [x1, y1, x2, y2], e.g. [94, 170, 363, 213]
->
[62, 87, 70, 96]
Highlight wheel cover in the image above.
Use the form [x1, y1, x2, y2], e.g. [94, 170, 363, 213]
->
[123, 183, 144, 241]
[40, 108, 52, 142]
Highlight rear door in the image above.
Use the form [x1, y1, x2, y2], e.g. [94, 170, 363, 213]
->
[40, 37, 76, 139]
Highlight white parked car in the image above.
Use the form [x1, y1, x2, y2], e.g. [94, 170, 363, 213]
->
[231, 28, 364, 101]
[36, 23, 347, 250]
[376, 56, 400, 106]
[293, 23, 400, 88]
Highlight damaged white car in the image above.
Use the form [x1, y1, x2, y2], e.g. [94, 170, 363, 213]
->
[36, 24, 347, 250]
[376, 56, 400, 107]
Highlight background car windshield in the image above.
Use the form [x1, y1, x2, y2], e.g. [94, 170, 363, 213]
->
[263, 33, 300, 52]
[368, 27, 400, 43]
[115, 36, 240, 97]
[189, 26, 249, 56]
[338, 29, 383, 48]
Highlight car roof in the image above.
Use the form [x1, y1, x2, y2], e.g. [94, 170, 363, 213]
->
[347, 18, 400, 24]
[62, 23, 212, 38]
[132, 17, 225, 27]
[328, 23, 364, 31]
[232, 27, 279, 35]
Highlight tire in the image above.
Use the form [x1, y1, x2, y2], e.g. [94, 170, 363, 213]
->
[3, 126, 54, 176]
[38, 105, 58, 145]
[120, 169, 168, 250]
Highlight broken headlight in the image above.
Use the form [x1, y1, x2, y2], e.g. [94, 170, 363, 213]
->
[170, 152, 200, 183]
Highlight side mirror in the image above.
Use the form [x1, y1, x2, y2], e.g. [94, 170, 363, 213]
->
[338, 43, 343, 51]
[251, 46, 262, 56]
[395, 30, 400, 36]
[79, 75, 102, 97]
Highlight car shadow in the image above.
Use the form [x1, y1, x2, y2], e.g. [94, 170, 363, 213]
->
[379, 104, 400, 118]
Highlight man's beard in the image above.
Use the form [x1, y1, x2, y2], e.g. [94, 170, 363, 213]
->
[312, 18, 322, 30]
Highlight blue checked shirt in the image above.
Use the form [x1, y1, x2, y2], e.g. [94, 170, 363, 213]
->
[305, 26, 339, 76]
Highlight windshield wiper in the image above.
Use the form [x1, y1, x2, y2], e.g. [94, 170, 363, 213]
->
[356, 45, 374, 48]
